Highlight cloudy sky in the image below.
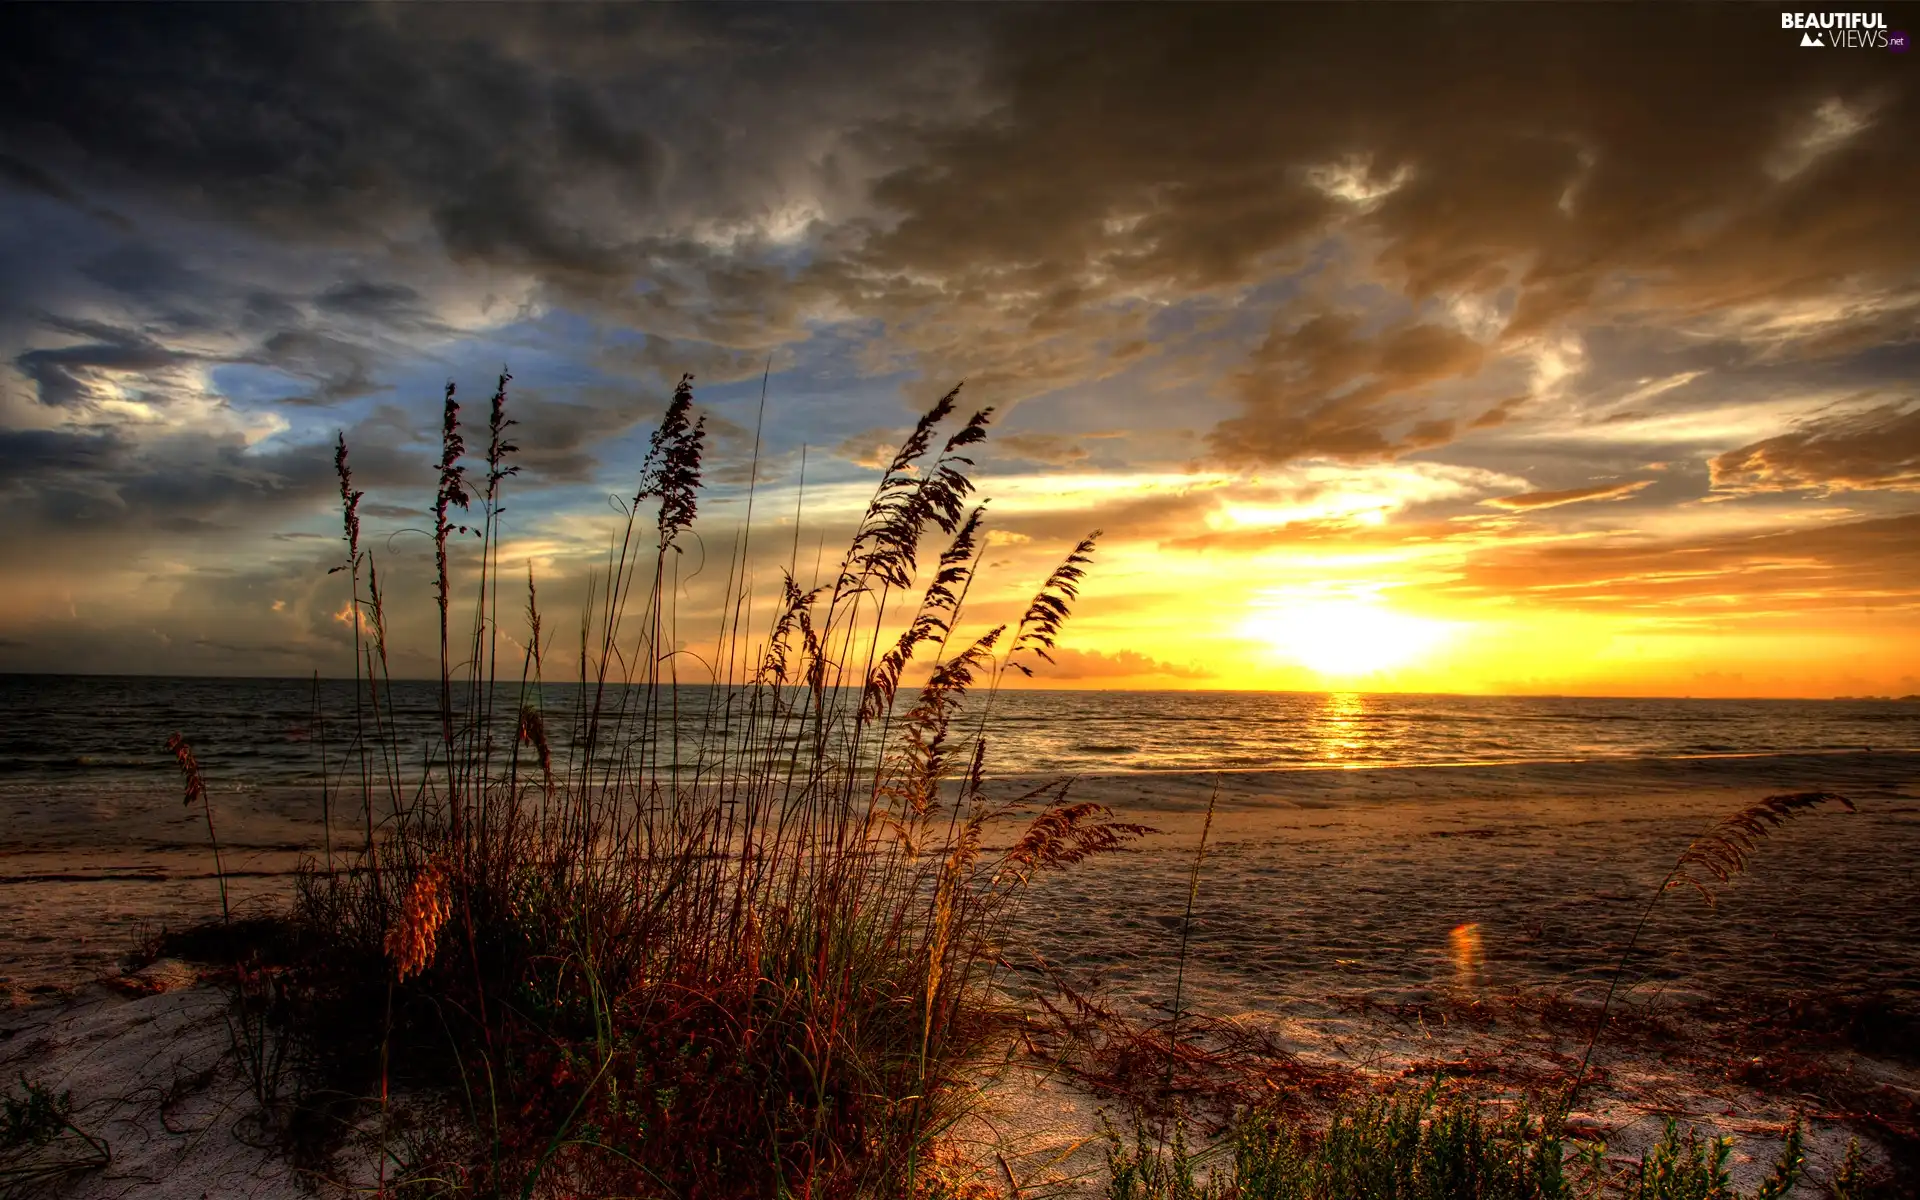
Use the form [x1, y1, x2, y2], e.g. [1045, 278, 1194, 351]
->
[2, 4, 1917, 696]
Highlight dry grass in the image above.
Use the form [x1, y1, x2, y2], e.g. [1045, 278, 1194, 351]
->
[162, 373, 1146, 1198]
[1017, 958, 1358, 1132]
[1667, 793, 1857, 905]
[167, 732, 227, 921]
[1561, 792, 1858, 1120]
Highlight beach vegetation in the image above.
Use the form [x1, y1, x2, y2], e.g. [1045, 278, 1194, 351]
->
[1102, 1095, 1840, 1200]
[166, 372, 1142, 1197]
[1562, 792, 1858, 1118]
[0, 1073, 111, 1193]
[137, 375, 1903, 1200]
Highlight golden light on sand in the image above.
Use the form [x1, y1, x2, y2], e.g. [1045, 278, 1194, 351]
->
[1241, 594, 1453, 679]
[1449, 922, 1484, 987]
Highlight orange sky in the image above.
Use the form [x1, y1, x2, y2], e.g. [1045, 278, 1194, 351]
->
[1, 6, 1917, 697]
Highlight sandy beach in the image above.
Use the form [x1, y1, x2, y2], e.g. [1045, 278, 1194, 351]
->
[1010, 750, 1920, 1017]
[5, 749, 1915, 1194]
[974, 751, 1920, 1193]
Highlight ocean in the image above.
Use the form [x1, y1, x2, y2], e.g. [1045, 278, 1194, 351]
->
[4, 674, 1918, 1006]
[4, 673, 1917, 789]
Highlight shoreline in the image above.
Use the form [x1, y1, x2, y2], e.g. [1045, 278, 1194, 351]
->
[6, 749, 1917, 999]
[4, 750, 1915, 1194]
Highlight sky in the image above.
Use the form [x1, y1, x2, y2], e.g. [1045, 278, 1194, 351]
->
[1, 4, 1917, 697]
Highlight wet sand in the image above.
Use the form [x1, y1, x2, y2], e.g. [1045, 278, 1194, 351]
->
[967, 750, 1920, 1194]
[3, 751, 1916, 1194]
[5, 749, 1915, 1004]
[1001, 750, 1920, 1018]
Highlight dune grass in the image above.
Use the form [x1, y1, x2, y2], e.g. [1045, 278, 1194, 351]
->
[1561, 793, 1858, 1120]
[0, 1073, 111, 1194]
[165, 372, 1146, 1198]
[1103, 1091, 1825, 1200]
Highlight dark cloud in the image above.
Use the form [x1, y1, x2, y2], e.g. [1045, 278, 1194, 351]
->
[315, 281, 426, 320]
[0, 426, 125, 476]
[0, 5, 980, 318]
[0, 149, 131, 229]
[594, 335, 770, 389]
[504, 389, 663, 485]
[1486, 480, 1652, 511]
[358, 501, 422, 522]
[1710, 402, 1920, 495]
[1468, 395, 1529, 430]
[252, 328, 404, 407]
[26, 242, 431, 411]
[15, 318, 197, 407]
[1211, 314, 1486, 464]
[843, 4, 1917, 450]
[0, 416, 424, 560]
[7, 5, 1914, 439]
[994, 433, 1089, 467]
[3, 6, 648, 246]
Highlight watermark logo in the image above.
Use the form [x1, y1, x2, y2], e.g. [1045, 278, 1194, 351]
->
[1781, 11, 1900, 49]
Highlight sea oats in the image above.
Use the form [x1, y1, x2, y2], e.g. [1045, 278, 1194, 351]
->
[384, 858, 452, 983]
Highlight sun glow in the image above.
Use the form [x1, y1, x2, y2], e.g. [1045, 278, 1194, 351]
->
[1242, 595, 1453, 678]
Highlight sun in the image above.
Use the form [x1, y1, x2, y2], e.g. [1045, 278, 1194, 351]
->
[1242, 597, 1453, 678]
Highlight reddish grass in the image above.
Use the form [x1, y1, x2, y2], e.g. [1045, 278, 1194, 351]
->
[177, 374, 1143, 1198]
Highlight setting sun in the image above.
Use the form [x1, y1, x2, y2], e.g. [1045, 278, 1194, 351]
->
[1241, 595, 1455, 679]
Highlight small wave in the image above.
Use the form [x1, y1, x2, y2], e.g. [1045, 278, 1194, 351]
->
[0, 868, 294, 884]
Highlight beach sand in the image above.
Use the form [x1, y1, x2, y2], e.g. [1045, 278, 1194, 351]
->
[4, 750, 1916, 1195]
[967, 751, 1920, 1194]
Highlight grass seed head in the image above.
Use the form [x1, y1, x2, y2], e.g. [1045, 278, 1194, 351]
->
[386, 858, 453, 982]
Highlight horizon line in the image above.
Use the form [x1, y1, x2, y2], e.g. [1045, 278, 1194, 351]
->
[1, 668, 1915, 705]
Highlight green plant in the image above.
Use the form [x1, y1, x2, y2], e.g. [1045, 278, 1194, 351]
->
[1621, 1119, 1733, 1200]
[224, 961, 295, 1132]
[1, 1076, 71, 1153]
[0, 1073, 110, 1193]
[1824, 1138, 1901, 1200]
[1106, 1108, 1225, 1200]
[1102, 1091, 1817, 1200]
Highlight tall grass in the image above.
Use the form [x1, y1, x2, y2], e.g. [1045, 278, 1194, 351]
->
[167, 732, 227, 921]
[1561, 793, 1857, 1119]
[225, 373, 1143, 1197]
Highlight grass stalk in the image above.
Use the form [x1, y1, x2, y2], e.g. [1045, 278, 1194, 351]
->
[183, 371, 1142, 1197]
[1560, 791, 1855, 1119]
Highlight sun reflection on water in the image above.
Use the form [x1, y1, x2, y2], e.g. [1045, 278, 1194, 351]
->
[1307, 691, 1370, 765]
